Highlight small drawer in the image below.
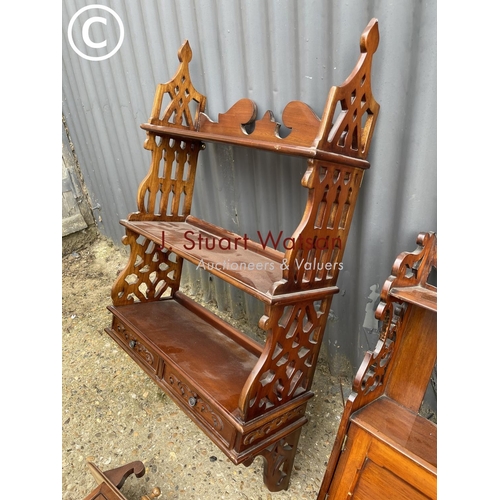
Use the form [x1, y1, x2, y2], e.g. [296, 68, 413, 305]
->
[162, 366, 233, 447]
[111, 318, 160, 375]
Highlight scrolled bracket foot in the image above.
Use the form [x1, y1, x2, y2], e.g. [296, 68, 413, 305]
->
[245, 428, 302, 492]
[102, 460, 146, 489]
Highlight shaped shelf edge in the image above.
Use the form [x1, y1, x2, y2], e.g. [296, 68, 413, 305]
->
[122, 216, 339, 305]
[140, 122, 371, 170]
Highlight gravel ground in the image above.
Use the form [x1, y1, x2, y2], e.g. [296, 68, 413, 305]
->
[62, 236, 347, 500]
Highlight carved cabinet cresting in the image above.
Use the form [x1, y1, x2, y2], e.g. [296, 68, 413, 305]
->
[105, 19, 380, 491]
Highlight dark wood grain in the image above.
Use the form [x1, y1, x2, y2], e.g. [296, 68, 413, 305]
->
[385, 306, 437, 412]
[353, 459, 430, 500]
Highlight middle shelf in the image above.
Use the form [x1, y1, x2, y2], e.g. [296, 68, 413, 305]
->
[122, 215, 339, 304]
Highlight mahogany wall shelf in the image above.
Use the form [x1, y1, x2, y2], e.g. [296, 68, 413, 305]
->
[105, 19, 380, 492]
[317, 232, 437, 500]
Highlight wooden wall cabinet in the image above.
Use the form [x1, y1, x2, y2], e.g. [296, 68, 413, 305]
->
[105, 19, 380, 491]
[317, 232, 437, 500]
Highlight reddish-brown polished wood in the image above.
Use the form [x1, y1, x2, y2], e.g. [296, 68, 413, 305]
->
[317, 232, 437, 500]
[106, 19, 380, 492]
[82, 461, 160, 500]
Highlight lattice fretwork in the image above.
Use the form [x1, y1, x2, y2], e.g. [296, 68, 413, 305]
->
[353, 299, 404, 397]
[240, 297, 332, 420]
[133, 135, 201, 220]
[130, 40, 206, 221]
[148, 40, 206, 130]
[111, 229, 181, 306]
[353, 231, 437, 401]
[316, 18, 380, 159]
[272, 161, 363, 295]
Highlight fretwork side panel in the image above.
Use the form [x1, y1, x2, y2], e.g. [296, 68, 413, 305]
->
[132, 135, 202, 221]
[112, 41, 207, 303]
[272, 160, 364, 295]
[111, 229, 181, 305]
[133, 41, 206, 222]
[240, 296, 333, 420]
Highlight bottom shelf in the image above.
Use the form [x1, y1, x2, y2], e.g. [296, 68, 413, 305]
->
[107, 294, 260, 415]
[105, 293, 311, 464]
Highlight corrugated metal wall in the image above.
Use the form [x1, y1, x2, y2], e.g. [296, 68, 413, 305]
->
[62, 0, 436, 402]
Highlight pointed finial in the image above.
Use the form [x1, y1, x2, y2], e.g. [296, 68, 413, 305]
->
[360, 18, 379, 54]
[178, 40, 193, 63]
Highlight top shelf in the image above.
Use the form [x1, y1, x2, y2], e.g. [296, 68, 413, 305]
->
[142, 19, 380, 168]
[140, 121, 370, 170]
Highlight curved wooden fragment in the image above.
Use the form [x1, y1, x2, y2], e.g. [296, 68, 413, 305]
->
[84, 461, 156, 500]
[86, 461, 145, 491]
[102, 461, 145, 489]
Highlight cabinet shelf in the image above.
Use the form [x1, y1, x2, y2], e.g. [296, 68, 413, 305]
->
[390, 285, 437, 312]
[351, 397, 437, 472]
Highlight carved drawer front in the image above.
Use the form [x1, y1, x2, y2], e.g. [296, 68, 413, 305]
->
[239, 405, 307, 452]
[111, 318, 160, 376]
[160, 365, 234, 448]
